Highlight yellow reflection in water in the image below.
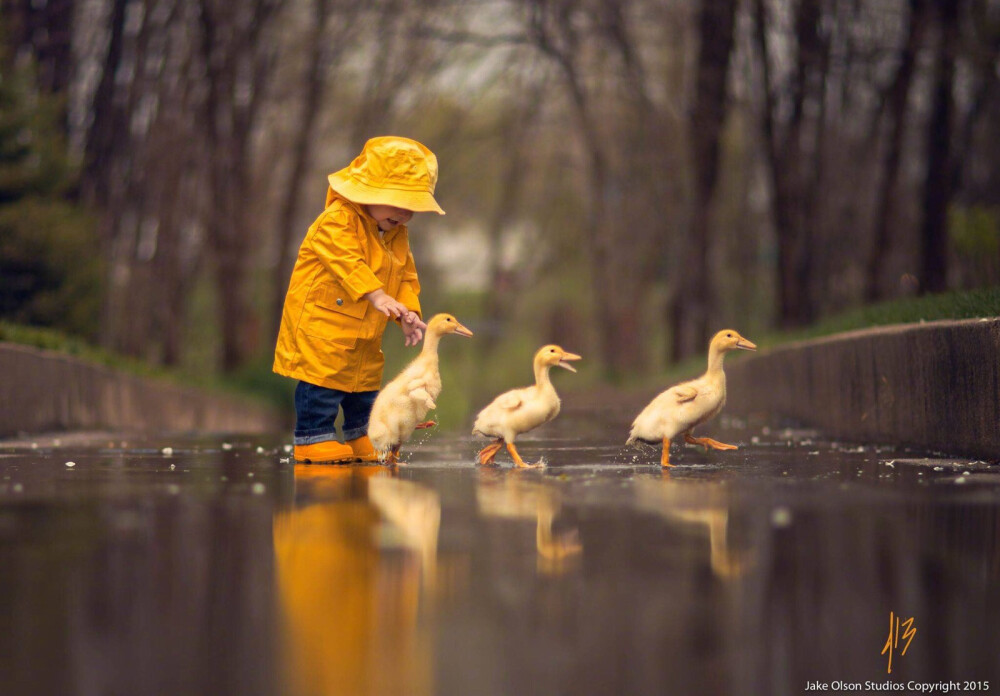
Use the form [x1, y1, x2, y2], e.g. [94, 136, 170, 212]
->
[476, 473, 583, 575]
[635, 473, 751, 579]
[273, 465, 441, 696]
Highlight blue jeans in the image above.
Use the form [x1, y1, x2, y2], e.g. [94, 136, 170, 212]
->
[293, 381, 378, 445]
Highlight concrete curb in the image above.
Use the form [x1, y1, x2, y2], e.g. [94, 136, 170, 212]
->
[725, 318, 1000, 460]
[0, 343, 281, 437]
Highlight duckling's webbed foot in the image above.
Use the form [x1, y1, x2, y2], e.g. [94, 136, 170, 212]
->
[415, 420, 437, 430]
[384, 444, 403, 465]
[478, 440, 503, 466]
[684, 433, 738, 451]
[507, 442, 544, 469]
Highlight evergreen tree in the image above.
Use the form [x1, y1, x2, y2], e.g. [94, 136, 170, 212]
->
[0, 50, 103, 340]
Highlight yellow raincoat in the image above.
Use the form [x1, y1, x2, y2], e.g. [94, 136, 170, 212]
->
[272, 189, 422, 392]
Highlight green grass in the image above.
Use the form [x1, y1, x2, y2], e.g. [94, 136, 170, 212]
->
[0, 321, 169, 378]
[765, 286, 1000, 348]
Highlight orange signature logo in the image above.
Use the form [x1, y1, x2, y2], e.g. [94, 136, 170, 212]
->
[881, 611, 916, 674]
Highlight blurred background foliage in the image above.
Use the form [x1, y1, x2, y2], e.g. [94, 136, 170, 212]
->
[1, 0, 999, 427]
[0, 48, 101, 340]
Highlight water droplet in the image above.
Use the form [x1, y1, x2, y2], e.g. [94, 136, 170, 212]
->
[222, 443, 233, 450]
[169, 464, 176, 471]
[771, 507, 792, 527]
[65, 461, 76, 468]
[252, 482, 266, 495]
[161, 447, 173, 456]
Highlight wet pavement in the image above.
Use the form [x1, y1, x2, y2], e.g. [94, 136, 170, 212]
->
[1, 413, 999, 696]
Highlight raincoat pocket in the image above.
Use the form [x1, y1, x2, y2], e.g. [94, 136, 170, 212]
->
[302, 281, 368, 347]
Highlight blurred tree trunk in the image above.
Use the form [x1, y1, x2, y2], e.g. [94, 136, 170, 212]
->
[676, 0, 737, 359]
[526, 0, 663, 379]
[81, 0, 128, 208]
[349, 1, 448, 144]
[81, 0, 129, 351]
[752, 0, 829, 328]
[598, 0, 666, 374]
[197, 0, 282, 372]
[527, 0, 613, 374]
[270, 0, 334, 341]
[865, 0, 927, 302]
[482, 78, 546, 341]
[349, 1, 402, 143]
[919, 0, 960, 294]
[149, 16, 205, 368]
[89, 0, 159, 358]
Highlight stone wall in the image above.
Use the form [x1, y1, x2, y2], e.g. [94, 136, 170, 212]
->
[725, 318, 1000, 460]
[0, 343, 281, 437]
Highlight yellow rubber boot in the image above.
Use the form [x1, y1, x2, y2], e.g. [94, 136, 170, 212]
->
[294, 440, 354, 464]
[347, 435, 378, 462]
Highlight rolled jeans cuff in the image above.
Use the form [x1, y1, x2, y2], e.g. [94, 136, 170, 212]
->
[293, 431, 340, 446]
[341, 424, 368, 441]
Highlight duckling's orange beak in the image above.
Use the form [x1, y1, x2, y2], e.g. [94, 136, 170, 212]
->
[557, 352, 582, 372]
[736, 337, 757, 351]
[453, 321, 474, 338]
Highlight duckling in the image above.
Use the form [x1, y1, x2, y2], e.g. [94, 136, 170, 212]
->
[627, 329, 756, 467]
[368, 313, 473, 463]
[472, 345, 581, 468]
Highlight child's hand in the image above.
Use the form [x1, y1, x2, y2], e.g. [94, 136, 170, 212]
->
[364, 289, 408, 319]
[401, 311, 426, 347]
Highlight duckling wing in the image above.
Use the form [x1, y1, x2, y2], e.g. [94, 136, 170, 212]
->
[472, 389, 527, 438]
[409, 387, 436, 411]
[494, 391, 524, 411]
[672, 385, 698, 403]
[404, 379, 436, 410]
[628, 382, 708, 443]
[675, 380, 726, 429]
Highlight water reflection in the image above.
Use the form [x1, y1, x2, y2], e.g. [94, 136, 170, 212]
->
[634, 474, 751, 579]
[0, 446, 280, 696]
[476, 472, 583, 575]
[1, 428, 998, 694]
[273, 465, 441, 696]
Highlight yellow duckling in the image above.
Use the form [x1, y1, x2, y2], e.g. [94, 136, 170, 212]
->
[627, 329, 756, 467]
[473, 345, 581, 468]
[368, 313, 473, 463]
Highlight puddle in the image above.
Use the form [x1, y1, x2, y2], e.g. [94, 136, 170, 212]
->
[1, 415, 998, 694]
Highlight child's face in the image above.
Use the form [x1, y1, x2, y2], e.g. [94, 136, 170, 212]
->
[367, 205, 414, 232]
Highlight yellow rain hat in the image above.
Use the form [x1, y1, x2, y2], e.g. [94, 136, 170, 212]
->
[328, 136, 445, 215]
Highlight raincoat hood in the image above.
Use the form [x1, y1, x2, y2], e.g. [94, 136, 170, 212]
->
[327, 136, 445, 215]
